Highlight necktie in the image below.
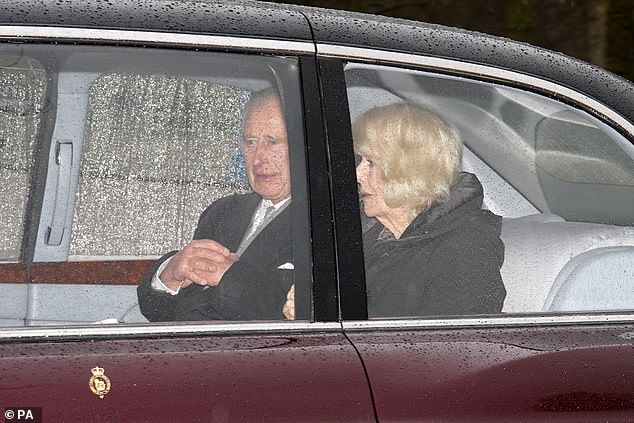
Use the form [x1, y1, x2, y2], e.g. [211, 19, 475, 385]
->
[237, 205, 276, 255]
[263, 205, 276, 223]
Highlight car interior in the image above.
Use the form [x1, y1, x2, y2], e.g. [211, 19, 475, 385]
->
[344, 63, 634, 314]
[0, 44, 305, 325]
[0, 44, 633, 326]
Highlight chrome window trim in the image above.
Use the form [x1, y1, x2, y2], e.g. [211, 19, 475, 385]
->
[343, 313, 634, 331]
[0, 321, 342, 341]
[4, 315, 634, 341]
[0, 26, 316, 54]
[318, 44, 634, 136]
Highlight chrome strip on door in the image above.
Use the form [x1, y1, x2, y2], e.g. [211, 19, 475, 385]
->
[0, 26, 316, 54]
[0, 322, 343, 341]
[343, 313, 634, 331]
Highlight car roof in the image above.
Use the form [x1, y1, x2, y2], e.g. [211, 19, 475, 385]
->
[0, 0, 632, 129]
[294, 6, 634, 129]
[0, 0, 313, 41]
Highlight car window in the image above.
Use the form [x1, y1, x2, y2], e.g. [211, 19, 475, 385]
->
[344, 62, 634, 318]
[0, 43, 310, 326]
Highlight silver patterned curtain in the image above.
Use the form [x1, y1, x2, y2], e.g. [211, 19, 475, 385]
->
[0, 57, 46, 260]
[70, 73, 250, 257]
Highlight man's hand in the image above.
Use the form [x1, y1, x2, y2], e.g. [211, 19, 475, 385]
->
[160, 239, 239, 291]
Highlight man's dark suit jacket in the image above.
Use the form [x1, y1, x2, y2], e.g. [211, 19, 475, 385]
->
[137, 193, 294, 321]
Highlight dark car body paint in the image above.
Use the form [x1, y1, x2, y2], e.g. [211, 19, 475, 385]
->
[347, 324, 634, 422]
[0, 331, 375, 422]
[0, 0, 313, 42]
[1, 0, 631, 130]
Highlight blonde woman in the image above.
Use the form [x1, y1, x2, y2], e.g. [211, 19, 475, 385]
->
[354, 103, 506, 318]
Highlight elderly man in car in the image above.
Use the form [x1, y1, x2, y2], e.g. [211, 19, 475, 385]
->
[138, 88, 295, 322]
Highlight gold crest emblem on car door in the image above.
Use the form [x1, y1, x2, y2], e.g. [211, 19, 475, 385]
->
[89, 367, 111, 398]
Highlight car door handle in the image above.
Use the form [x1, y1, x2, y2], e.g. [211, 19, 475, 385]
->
[46, 141, 73, 246]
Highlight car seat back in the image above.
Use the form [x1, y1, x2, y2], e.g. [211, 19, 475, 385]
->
[544, 246, 634, 311]
[501, 214, 634, 312]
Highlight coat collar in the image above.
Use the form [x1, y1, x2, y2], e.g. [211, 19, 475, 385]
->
[364, 172, 486, 243]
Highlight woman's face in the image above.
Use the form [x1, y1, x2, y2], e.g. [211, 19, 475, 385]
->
[356, 155, 389, 219]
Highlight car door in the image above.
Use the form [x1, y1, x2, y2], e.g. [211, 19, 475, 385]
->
[0, 3, 376, 421]
[311, 11, 634, 422]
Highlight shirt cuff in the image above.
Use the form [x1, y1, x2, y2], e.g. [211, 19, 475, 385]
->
[151, 257, 180, 295]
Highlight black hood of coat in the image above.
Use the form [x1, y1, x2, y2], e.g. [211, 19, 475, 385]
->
[361, 171, 506, 318]
[404, 172, 485, 237]
[364, 172, 490, 248]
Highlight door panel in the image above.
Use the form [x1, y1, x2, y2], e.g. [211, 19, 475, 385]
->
[347, 323, 634, 422]
[0, 35, 367, 423]
[0, 330, 375, 422]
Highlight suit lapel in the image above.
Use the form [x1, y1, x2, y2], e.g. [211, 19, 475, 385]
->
[215, 193, 261, 251]
[239, 205, 292, 263]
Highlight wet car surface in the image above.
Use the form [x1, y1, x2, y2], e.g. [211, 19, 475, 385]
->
[0, 0, 633, 421]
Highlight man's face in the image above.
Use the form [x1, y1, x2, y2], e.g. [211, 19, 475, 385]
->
[242, 96, 291, 204]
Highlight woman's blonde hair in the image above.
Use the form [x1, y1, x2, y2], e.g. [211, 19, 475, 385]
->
[353, 103, 462, 217]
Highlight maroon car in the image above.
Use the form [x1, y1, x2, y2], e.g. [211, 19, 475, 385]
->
[0, 0, 633, 422]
